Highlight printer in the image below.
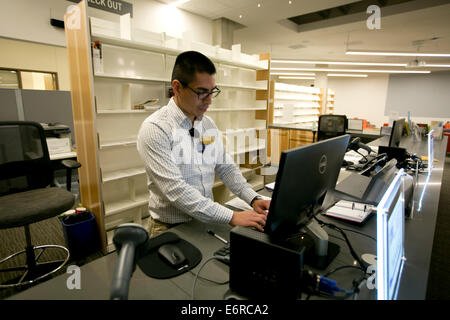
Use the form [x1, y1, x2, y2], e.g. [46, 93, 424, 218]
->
[40, 123, 72, 155]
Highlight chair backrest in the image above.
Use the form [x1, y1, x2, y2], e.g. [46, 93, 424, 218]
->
[317, 115, 348, 141]
[0, 121, 53, 196]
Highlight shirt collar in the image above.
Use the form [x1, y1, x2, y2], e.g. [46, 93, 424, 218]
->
[168, 97, 202, 130]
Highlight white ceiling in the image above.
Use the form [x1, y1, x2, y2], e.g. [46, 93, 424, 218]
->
[158, 0, 450, 71]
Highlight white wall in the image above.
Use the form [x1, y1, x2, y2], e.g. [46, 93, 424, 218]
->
[327, 75, 449, 127]
[0, 0, 213, 47]
[0, 37, 71, 90]
[0, 0, 68, 47]
[327, 75, 390, 127]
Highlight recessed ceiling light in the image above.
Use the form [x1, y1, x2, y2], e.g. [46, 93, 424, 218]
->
[289, 1, 292, 4]
[346, 50, 450, 57]
[258, 3, 261, 8]
[271, 67, 430, 74]
[239, 14, 243, 18]
[271, 59, 407, 67]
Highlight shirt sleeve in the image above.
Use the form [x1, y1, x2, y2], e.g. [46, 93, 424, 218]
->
[137, 122, 234, 224]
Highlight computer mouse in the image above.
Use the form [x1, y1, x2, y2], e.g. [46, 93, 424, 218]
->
[157, 243, 187, 268]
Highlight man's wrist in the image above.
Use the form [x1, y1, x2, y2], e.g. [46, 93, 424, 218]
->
[250, 195, 263, 207]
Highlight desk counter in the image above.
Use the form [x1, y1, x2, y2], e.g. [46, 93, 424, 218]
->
[10, 135, 448, 300]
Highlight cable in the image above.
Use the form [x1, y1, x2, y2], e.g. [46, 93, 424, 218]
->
[324, 265, 366, 277]
[305, 273, 359, 300]
[338, 227, 376, 242]
[188, 270, 229, 285]
[191, 256, 229, 300]
[328, 233, 346, 243]
[314, 216, 368, 270]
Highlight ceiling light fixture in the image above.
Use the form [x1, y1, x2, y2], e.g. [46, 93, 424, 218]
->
[425, 64, 450, 68]
[346, 50, 450, 57]
[271, 72, 316, 76]
[239, 14, 243, 18]
[271, 59, 406, 67]
[271, 67, 431, 74]
[279, 76, 315, 80]
[258, 3, 261, 7]
[327, 74, 368, 77]
[169, 0, 190, 7]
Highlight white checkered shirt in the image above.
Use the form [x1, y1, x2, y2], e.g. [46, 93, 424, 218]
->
[137, 98, 259, 224]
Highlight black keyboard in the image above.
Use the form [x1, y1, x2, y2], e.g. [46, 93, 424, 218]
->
[213, 243, 230, 265]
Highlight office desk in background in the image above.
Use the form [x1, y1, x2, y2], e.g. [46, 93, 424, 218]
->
[50, 151, 77, 161]
[9, 135, 448, 300]
[346, 129, 381, 144]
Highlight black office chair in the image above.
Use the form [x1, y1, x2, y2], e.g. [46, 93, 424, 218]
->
[0, 121, 79, 288]
[317, 114, 348, 141]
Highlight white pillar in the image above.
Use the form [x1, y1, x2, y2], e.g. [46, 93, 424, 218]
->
[212, 18, 242, 49]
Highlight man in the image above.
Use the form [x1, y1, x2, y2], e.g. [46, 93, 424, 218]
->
[137, 51, 270, 238]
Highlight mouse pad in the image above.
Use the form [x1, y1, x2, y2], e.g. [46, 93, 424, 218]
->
[137, 232, 202, 279]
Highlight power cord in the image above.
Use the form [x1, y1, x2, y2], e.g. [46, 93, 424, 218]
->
[313, 216, 368, 270]
[188, 270, 229, 285]
[338, 227, 376, 242]
[191, 256, 229, 300]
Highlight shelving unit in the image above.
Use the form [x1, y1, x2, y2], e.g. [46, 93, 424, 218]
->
[326, 89, 335, 114]
[65, 2, 270, 253]
[272, 82, 321, 127]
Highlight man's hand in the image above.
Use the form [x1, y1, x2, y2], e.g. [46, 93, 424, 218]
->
[252, 199, 271, 215]
[230, 210, 267, 232]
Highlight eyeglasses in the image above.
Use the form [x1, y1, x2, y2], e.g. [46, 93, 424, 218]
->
[181, 82, 221, 100]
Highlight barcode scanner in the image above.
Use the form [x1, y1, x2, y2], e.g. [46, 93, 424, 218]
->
[110, 223, 149, 300]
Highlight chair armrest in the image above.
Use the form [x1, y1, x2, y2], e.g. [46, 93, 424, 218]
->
[61, 159, 81, 170]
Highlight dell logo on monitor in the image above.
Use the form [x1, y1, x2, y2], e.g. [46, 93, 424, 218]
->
[319, 155, 327, 174]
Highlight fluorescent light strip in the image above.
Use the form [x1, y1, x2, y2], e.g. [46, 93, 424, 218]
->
[328, 74, 368, 77]
[278, 74, 368, 78]
[271, 72, 316, 76]
[271, 67, 430, 74]
[279, 76, 315, 80]
[347, 50, 450, 57]
[425, 64, 450, 68]
[272, 59, 406, 67]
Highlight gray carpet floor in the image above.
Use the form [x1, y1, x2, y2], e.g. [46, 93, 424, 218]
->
[0, 175, 104, 300]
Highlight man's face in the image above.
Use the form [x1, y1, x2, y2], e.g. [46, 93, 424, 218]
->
[173, 72, 215, 122]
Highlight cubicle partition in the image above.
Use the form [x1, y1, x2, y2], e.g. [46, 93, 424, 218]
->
[0, 88, 75, 143]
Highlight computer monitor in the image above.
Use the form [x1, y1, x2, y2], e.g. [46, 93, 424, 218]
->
[376, 168, 406, 300]
[388, 118, 405, 147]
[265, 134, 351, 269]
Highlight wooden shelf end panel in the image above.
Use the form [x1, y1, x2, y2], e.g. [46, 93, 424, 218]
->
[65, 0, 106, 253]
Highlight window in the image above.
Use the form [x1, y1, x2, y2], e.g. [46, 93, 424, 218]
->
[0, 68, 58, 90]
[0, 69, 19, 89]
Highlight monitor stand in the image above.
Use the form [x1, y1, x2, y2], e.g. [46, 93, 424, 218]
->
[283, 219, 340, 270]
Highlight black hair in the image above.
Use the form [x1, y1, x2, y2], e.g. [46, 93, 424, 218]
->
[171, 51, 216, 85]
